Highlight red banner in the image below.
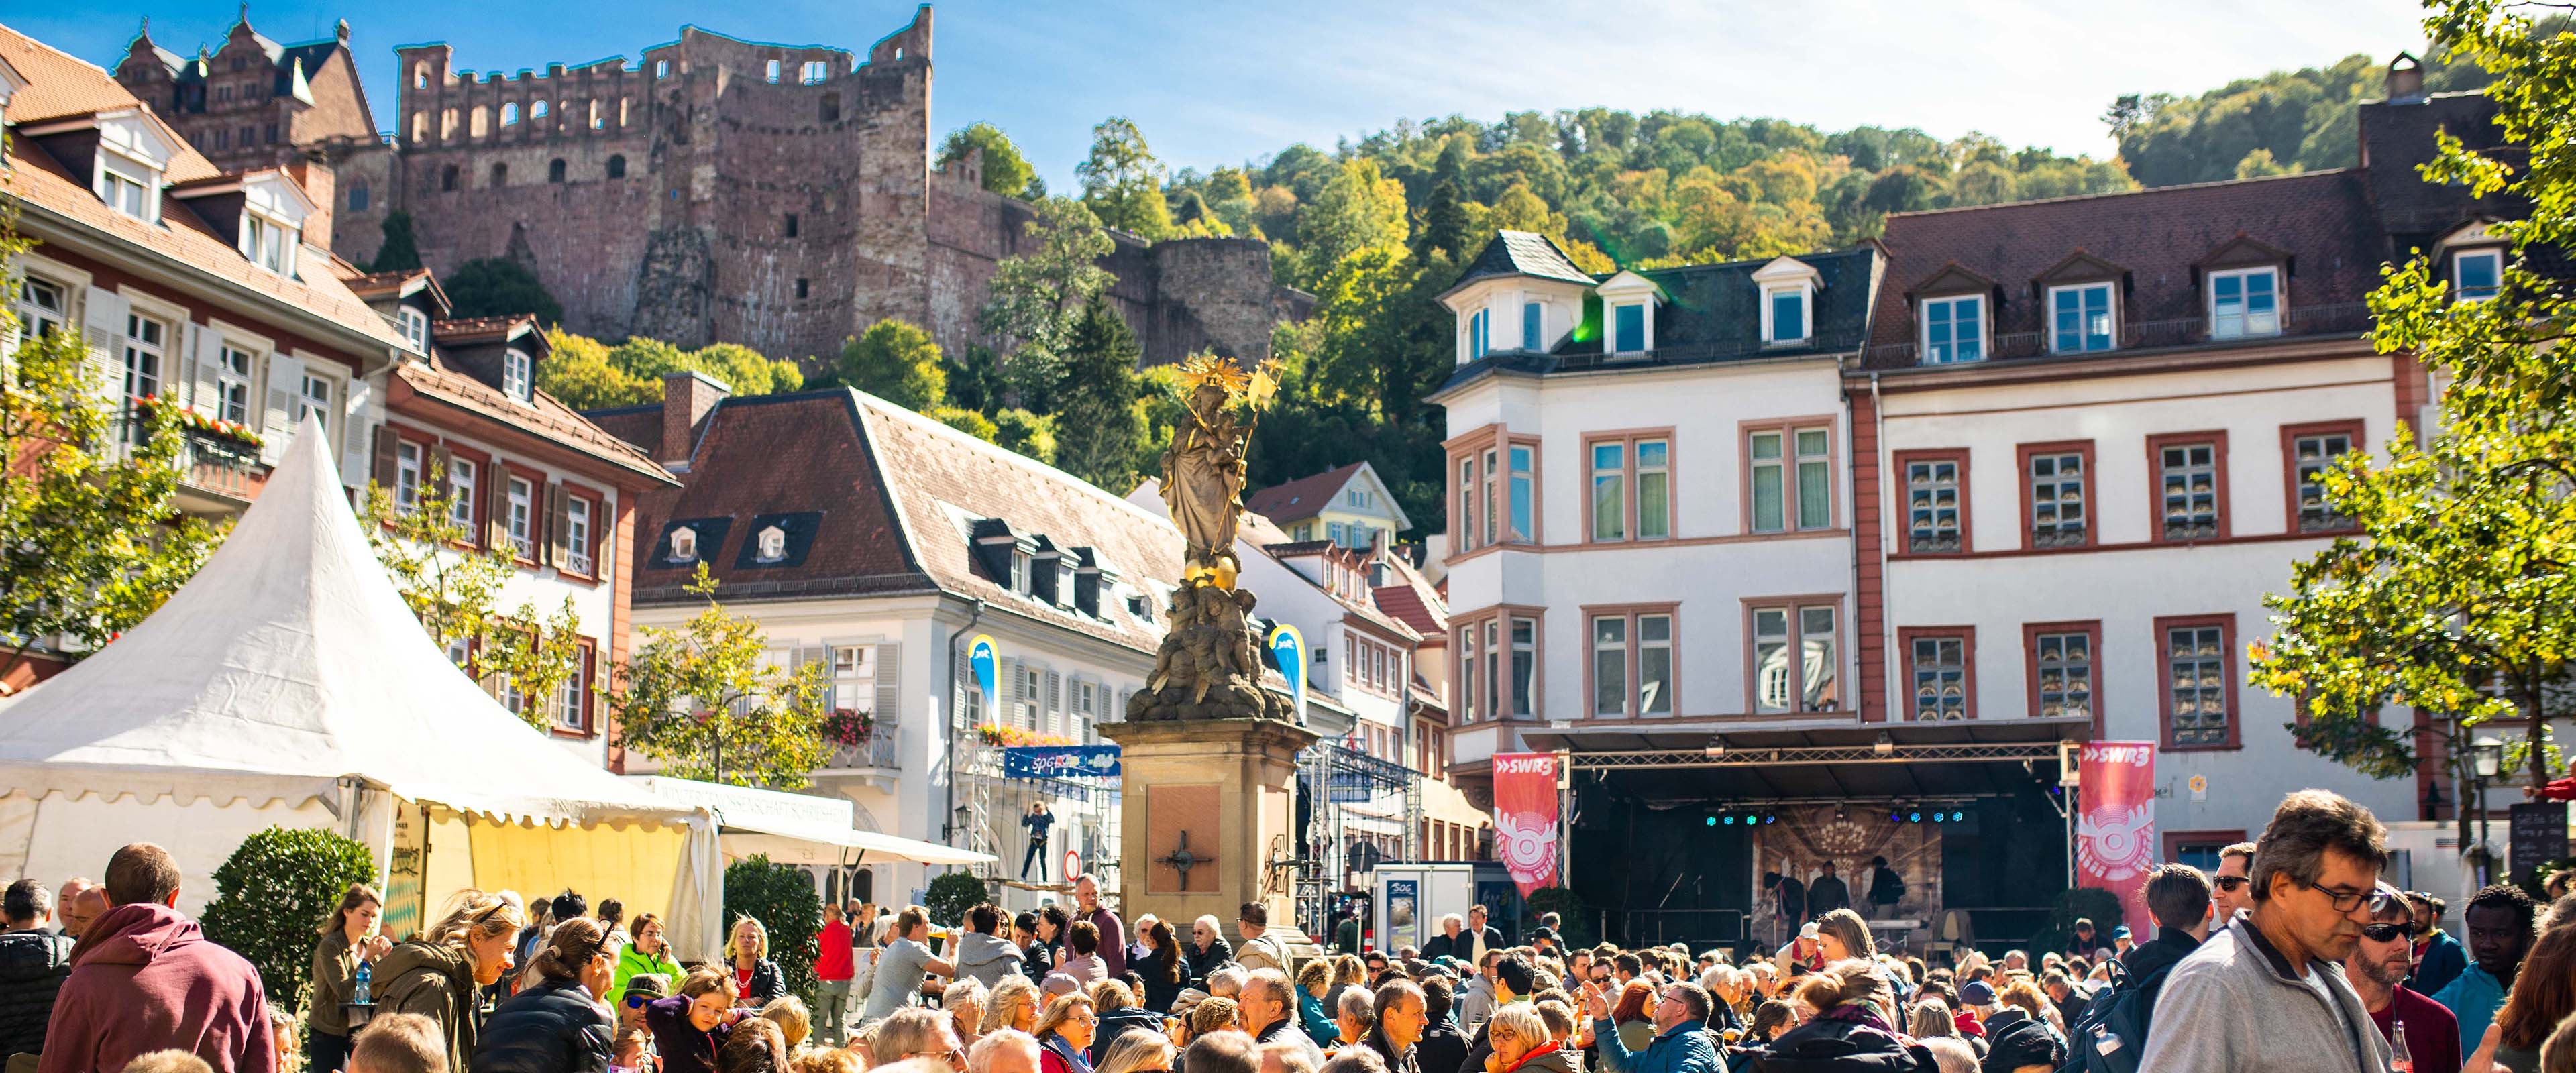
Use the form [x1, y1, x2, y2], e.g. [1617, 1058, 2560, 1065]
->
[2076, 741, 2158, 940]
[1491, 752, 1560, 897]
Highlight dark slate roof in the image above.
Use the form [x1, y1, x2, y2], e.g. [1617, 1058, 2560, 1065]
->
[1245, 461, 1364, 522]
[1860, 170, 2386, 370]
[2359, 91, 2523, 250]
[1432, 246, 1878, 398]
[1446, 230, 1595, 295]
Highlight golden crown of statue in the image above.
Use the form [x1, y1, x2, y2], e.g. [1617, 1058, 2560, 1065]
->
[1177, 354, 1281, 411]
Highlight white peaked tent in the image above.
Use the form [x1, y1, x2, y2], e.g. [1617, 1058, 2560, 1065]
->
[0, 418, 723, 958]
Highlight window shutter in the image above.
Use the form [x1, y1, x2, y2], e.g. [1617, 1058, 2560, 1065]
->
[953, 644, 974, 729]
[339, 375, 374, 482]
[799, 644, 828, 686]
[547, 483, 572, 567]
[483, 461, 509, 551]
[80, 288, 128, 407]
[873, 642, 900, 720]
[371, 425, 399, 492]
[1046, 671, 1063, 736]
[260, 352, 305, 464]
[187, 325, 221, 418]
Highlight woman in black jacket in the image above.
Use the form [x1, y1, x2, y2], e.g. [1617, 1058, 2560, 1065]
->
[472, 917, 616, 1073]
[724, 917, 785, 1007]
[1025, 905, 1069, 981]
[1182, 915, 1232, 991]
[1130, 919, 1185, 1014]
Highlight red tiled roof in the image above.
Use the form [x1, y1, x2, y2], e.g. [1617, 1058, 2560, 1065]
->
[1863, 170, 2386, 366]
[394, 357, 674, 485]
[0, 23, 398, 350]
[1372, 553, 1448, 638]
[341, 268, 453, 315]
[1245, 461, 1365, 522]
[431, 315, 538, 344]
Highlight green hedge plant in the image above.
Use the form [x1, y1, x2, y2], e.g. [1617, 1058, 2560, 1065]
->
[199, 826, 377, 1011]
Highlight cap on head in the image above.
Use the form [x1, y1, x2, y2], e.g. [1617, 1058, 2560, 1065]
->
[1798, 922, 1819, 940]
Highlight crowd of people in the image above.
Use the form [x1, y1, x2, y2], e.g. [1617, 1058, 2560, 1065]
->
[12, 789, 2576, 1073]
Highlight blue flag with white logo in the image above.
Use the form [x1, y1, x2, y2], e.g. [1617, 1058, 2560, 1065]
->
[969, 634, 997, 716]
[1268, 623, 1305, 723]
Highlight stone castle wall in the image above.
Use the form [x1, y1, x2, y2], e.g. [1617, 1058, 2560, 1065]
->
[325, 7, 1293, 369]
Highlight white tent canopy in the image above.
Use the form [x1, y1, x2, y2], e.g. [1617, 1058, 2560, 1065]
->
[631, 775, 996, 868]
[0, 419, 717, 953]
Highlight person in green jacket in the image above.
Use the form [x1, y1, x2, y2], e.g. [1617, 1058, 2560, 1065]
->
[611, 912, 685, 1007]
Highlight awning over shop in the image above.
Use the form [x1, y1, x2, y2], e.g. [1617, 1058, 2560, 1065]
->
[629, 775, 996, 867]
[1524, 716, 2092, 803]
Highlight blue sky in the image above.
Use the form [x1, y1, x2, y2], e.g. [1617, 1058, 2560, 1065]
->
[26, 1, 2437, 190]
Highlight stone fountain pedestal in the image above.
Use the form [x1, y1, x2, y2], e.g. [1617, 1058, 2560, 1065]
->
[1099, 716, 1318, 948]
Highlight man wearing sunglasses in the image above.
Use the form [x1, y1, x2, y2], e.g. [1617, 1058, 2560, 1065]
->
[2343, 885, 2461, 1073]
[2210, 842, 2257, 928]
[2135, 789, 2395, 1073]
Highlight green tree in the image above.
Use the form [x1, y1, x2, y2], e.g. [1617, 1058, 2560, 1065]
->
[924, 872, 985, 928]
[1050, 295, 1146, 490]
[539, 329, 657, 409]
[1418, 178, 1470, 261]
[926, 406, 999, 443]
[368, 212, 423, 272]
[690, 343, 805, 397]
[199, 826, 375, 1011]
[2233, 148, 2292, 180]
[613, 565, 830, 788]
[724, 854, 823, 996]
[2251, 0, 2576, 818]
[443, 258, 564, 325]
[1077, 117, 1172, 239]
[0, 229, 222, 681]
[1297, 159, 1409, 285]
[835, 320, 947, 409]
[938, 345, 1004, 415]
[978, 197, 1115, 406]
[991, 408, 1057, 465]
[938, 121, 1038, 199]
[362, 463, 583, 732]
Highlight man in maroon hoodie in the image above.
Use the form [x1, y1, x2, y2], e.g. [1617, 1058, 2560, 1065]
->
[39, 844, 274, 1073]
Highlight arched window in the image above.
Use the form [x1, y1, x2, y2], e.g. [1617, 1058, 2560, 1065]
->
[489, 162, 507, 188]
[469, 105, 488, 137]
[547, 159, 566, 184]
[439, 107, 457, 139]
[606, 155, 627, 180]
[619, 97, 630, 126]
[500, 102, 519, 126]
[409, 111, 427, 142]
[412, 62, 428, 89]
[440, 165, 458, 192]
[531, 99, 549, 119]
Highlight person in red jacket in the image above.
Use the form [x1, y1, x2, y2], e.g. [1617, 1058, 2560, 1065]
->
[39, 843, 274, 1073]
[815, 905, 856, 1047]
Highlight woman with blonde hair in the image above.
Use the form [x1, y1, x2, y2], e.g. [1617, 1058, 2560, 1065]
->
[983, 977, 1044, 1037]
[727, 916, 786, 1006]
[1297, 958, 1338, 1043]
[374, 888, 528, 1073]
[309, 882, 392, 1073]
[1481, 1005, 1567, 1073]
[1034, 993, 1101, 1073]
[1095, 1032, 1175, 1073]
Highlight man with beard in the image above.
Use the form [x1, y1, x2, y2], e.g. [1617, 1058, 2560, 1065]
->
[2343, 885, 2460, 1073]
[2210, 842, 2257, 928]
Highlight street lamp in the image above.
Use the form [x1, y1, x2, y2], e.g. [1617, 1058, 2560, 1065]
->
[2473, 735, 2506, 883]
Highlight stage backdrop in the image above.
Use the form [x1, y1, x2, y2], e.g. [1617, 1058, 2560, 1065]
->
[1749, 805, 1942, 951]
[1491, 752, 1560, 897]
[2076, 741, 2158, 938]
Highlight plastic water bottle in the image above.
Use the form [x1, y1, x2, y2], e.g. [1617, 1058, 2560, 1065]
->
[2392, 1021, 2413, 1073]
[354, 956, 372, 1005]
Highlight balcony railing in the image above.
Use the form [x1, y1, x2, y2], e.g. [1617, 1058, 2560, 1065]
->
[1549, 329, 1874, 372]
[1863, 302, 2373, 367]
[108, 413, 268, 502]
[822, 733, 900, 771]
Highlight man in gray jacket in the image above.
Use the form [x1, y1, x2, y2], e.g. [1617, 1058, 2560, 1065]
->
[2137, 789, 2396, 1073]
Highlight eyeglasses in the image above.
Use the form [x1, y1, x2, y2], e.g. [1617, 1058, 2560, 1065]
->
[2361, 923, 2408, 942]
[2300, 879, 2375, 913]
[2214, 876, 2251, 892]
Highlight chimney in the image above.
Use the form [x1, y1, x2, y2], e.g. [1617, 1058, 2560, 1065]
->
[2386, 52, 2424, 101]
[659, 370, 731, 469]
[288, 154, 334, 250]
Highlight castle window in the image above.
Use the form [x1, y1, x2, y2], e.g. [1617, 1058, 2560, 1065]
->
[531, 100, 549, 119]
[470, 106, 488, 137]
[214, 129, 231, 150]
[413, 62, 429, 89]
[796, 279, 810, 299]
[501, 102, 519, 126]
[441, 165, 458, 192]
[820, 93, 841, 123]
[785, 213, 800, 237]
[348, 183, 370, 211]
[801, 60, 828, 84]
[765, 59, 782, 84]
[489, 162, 507, 188]
[654, 59, 669, 79]
[547, 159, 566, 184]
[411, 111, 427, 142]
[619, 97, 630, 127]
[588, 100, 602, 131]
[264, 123, 278, 144]
[606, 155, 627, 179]
[441, 108, 456, 139]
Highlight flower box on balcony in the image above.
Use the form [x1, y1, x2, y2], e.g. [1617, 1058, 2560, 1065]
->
[131, 394, 265, 451]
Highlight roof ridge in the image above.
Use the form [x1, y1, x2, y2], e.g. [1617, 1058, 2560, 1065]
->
[847, 391, 1180, 530]
[1887, 168, 2359, 220]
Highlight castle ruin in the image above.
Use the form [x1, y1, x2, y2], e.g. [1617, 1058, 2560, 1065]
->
[116, 6, 1309, 366]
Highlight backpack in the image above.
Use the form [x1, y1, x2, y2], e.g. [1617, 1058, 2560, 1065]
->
[2059, 957, 2171, 1073]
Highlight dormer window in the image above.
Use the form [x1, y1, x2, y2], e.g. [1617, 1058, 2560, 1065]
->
[89, 111, 177, 225]
[2208, 266, 2280, 339]
[2455, 249, 2502, 302]
[2048, 282, 2116, 353]
[669, 526, 698, 562]
[1921, 295, 1984, 363]
[1611, 302, 1647, 354]
[103, 165, 152, 220]
[242, 215, 294, 274]
[1766, 288, 1808, 344]
[1010, 549, 1031, 594]
[502, 349, 533, 401]
[396, 307, 429, 353]
[755, 525, 787, 563]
